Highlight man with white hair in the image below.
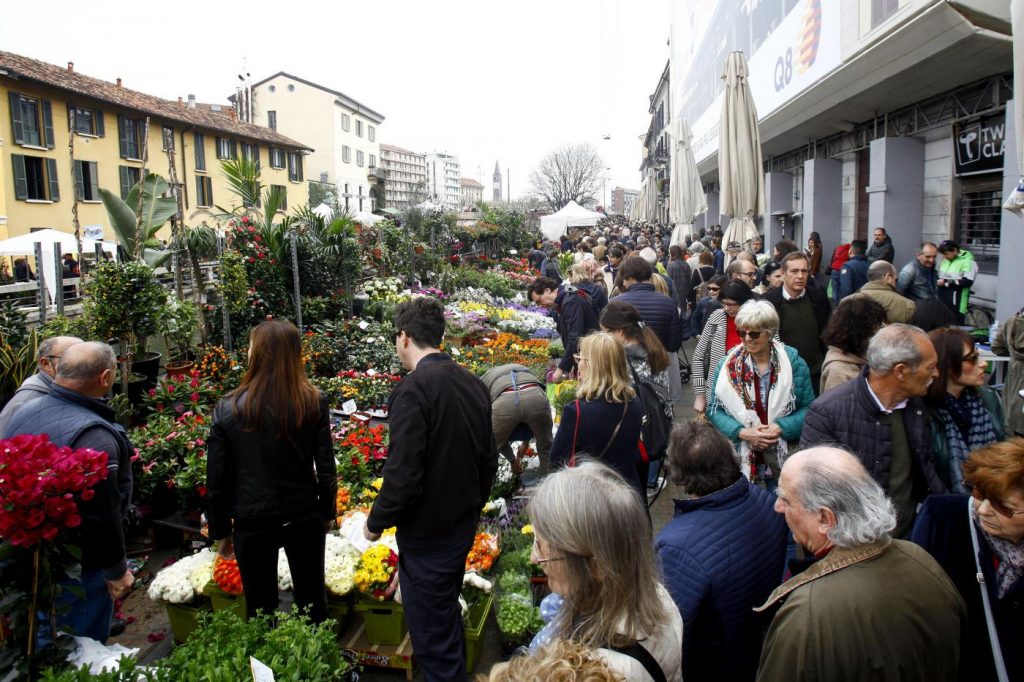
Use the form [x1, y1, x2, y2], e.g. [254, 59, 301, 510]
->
[0, 335, 82, 437]
[800, 324, 947, 536]
[755, 446, 965, 682]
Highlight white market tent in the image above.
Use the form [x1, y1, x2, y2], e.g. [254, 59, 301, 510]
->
[353, 211, 386, 225]
[540, 201, 604, 241]
[0, 229, 115, 304]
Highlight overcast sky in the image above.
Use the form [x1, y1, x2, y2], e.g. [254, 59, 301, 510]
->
[2, 0, 670, 203]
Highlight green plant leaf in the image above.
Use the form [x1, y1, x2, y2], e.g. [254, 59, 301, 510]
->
[98, 188, 140, 255]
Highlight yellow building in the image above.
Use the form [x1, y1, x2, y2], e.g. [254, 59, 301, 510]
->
[0, 50, 312, 245]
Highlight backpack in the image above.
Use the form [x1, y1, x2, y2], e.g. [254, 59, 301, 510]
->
[628, 364, 672, 462]
[694, 267, 711, 303]
[827, 243, 851, 275]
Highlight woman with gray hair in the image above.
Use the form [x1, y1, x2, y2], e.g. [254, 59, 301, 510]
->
[707, 300, 815, 489]
[526, 461, 683, 681]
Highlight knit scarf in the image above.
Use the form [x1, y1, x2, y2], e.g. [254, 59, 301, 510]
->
[972, 503, 1024, 598]
[713, 341, 796, 480]
[939, 391, 999, 493]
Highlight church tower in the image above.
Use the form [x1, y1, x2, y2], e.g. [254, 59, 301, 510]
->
[492, 161, 502, 202]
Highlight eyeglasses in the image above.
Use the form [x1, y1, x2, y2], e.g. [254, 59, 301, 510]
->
[737, 330, 765, 340]
[43, 355, 63, 363]
[573, 354, 590, 364]
[739, 271, 758, 278]
[534, 556, 567, 565]
[966, 483, 1024, 518]
[962, 351, 981, 364]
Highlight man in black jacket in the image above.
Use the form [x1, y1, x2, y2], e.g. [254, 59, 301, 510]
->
[529, 276, 600, 383]
[365, 298, 497, 681]
[763, 252, 832, 394]
[7, 342, 134, 643]
[799, 324, 946, 537]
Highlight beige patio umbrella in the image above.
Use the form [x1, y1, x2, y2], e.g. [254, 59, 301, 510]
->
[668, 118, 708, 245]
[719, 51, 764, 246]
[1004, 0, 1024, 217]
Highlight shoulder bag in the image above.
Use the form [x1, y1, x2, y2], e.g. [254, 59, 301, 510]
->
[569, 399, 628, 467]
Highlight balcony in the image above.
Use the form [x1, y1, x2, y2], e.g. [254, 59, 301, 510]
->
[367, 166, 387, 182]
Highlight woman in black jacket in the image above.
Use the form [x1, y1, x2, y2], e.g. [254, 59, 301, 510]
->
[206, 319, 337, 622]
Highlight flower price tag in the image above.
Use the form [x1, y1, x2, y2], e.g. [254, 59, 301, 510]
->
[341, 399, 358, 415]
[366, 368, 377, 376]
[250, 656, 275, 682]
[358, 320, 370, 330]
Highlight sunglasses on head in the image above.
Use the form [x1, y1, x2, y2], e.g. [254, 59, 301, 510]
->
[737, 329, 765, 339]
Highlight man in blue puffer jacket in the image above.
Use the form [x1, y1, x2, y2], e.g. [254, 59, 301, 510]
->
[655, 422, 788, 682]
[613, 256, 683, 356]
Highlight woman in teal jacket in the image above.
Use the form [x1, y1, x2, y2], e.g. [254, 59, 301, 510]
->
[926, 327, 1004, 492]
[707, 300, 815, 489]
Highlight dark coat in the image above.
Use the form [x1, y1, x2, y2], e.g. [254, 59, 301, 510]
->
[367, 354, 497, 542]
[838, 255, 869, 299]
[666, 258, 692, 314]
[207, 392, 337, 540]
[763, 285, 831, 352]
[553, 284, 601, 372]
[867, 236, 896, 263]
[540, 257, 562, 282]
[614, 282, 683, 352]
[799, 369, 947, 498]
[655, 478, 788, 682]
[551, 397, 643, 500]
[911, 494, 1024, 682]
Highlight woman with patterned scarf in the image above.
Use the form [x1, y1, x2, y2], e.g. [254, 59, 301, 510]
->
[707, 300, 814, 489]
[926, 327, 1005, 493]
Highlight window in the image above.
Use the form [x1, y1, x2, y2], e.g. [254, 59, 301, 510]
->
[341, 114, 350, 132]
[267, 110, 277, 131]
[11, 154, 59, 201]
[958, 181, 1002, 275]
[357, 150, 364, 167]
[70, 106, 104, 137]
[287, 152, 303, 182]
[269, 147, 285, 168]
[216, 137, 237, 160]
[355, 120, 363, 137]
[196, 176, 214, 207]
[242, 143, 260, 167]
[73, 160, 99, 201]
[8, 93, 54, 148]
[194, 132, 206, 171]
[117, 115, 144, 159]
[162, 126, 175, 151]
[369, 154, 377, 167]
[871, 0, 900, 29]
[271, 184, 287, 211]
[368, 125, 375, 142]
[342, 146, 351, 163]
[119, 166, 141, 200]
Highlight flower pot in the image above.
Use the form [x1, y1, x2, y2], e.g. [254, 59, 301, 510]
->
[165, 599, 211, 644]
[327, 593, 355, 638]
[464, 594, 493, 673]
[202, 580, 247, 619]
[130, 352, 162, 389]
[112, 374, 148, 407]
[165, 360, 195, 380]
[354, 598, 406, 645]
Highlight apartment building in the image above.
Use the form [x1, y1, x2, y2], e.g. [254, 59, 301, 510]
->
[425, 152, 461, 211]
[379, 144, 427, 209]
[460, 177, 483, 208]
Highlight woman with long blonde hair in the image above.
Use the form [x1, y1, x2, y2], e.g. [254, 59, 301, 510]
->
[549, 332, 645, 501]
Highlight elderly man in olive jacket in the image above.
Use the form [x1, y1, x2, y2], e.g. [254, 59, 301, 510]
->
[756, 447, 965, 682]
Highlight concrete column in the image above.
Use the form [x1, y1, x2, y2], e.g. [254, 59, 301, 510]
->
[868, 136, 924, 256]
[998, 99, 1024, 321]
[764, 172, 793, 247]
[700, 190, 721, 235]
[803, 158, 843, 257]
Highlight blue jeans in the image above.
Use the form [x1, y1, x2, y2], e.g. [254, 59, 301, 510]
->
[56, 568, 114, 643]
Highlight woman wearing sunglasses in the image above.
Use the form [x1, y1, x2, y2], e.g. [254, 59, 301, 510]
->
[706, 300, 814, 489]
[691, 280, 756, 416]
[911, 438, 1024, 681]
[926, 327, 1005, 494]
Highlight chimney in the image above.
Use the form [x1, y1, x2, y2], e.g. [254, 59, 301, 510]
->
[67, 62, 74, 72]
[187, 94, 196, 109]
[178, 96, 183, 105]
[229, 108, 237, 122]
[116, 77, 122, 87]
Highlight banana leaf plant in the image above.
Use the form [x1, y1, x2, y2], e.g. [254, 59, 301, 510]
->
[98, 173, 177, 267]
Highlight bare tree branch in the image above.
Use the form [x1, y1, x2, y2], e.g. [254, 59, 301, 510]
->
[529, 143, 604, 211]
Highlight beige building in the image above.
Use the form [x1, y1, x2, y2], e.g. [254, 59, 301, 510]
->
[0, 51, 310, 244]
[379, 144, 426, 209]
[250, 73, 384, 213]
[460, 177, 483, 208]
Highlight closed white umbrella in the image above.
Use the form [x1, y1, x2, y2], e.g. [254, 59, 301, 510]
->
[1004, 0, 1024, 217]
[719, 51, 764, 246]
[311, 203, 334, 220]
[668, 118, 708, 245]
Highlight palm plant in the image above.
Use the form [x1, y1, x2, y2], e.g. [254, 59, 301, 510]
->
[172, 223, 218, 343]
[98, 173, 176, 267]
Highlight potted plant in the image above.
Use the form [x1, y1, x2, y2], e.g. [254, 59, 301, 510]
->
[161, 294, 200, 378]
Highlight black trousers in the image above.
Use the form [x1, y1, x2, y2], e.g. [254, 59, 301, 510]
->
[233, 509, 328, 623]
[398, 517, 476, 682]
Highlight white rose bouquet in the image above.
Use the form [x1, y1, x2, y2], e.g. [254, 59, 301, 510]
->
[148, 548, 217, 604]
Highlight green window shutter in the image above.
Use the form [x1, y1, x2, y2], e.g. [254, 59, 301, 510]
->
[118, 115, 130, 158]
[230, 139, 237, 159]
[119, 166, 131, 199]
[88, 162, 99, 200]
[194, 133, 205, 170]
[46, 157, 59, 201]
[297, 155, 303, 181]
[195, 177, 202, 205]
[9, 92, 24, 144]
[42, 100, 55, 148]
[67, 103, 76, 132]
[11, 154, 27, 199]
[74, 160, 84, 200]
[95, 109, 105, 137]
[253, 144, 260, 170]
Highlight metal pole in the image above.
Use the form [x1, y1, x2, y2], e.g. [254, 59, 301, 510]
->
[216, 235, 233, 352]
[33, 242, 47, 323]
[289, 228, 303, 331]
[53, 242, 64, 317]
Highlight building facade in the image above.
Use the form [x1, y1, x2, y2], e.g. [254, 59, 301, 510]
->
[425, 152, 461, 211]
[610, 186, 639, 216]
[0, 51, 309, 244]
[639, 61, 670, 225]
[249, 72, 384, 213]
[460, 177, 483, 207]
[671, 0, 1014, 315]
[379, 144, 427, 209]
